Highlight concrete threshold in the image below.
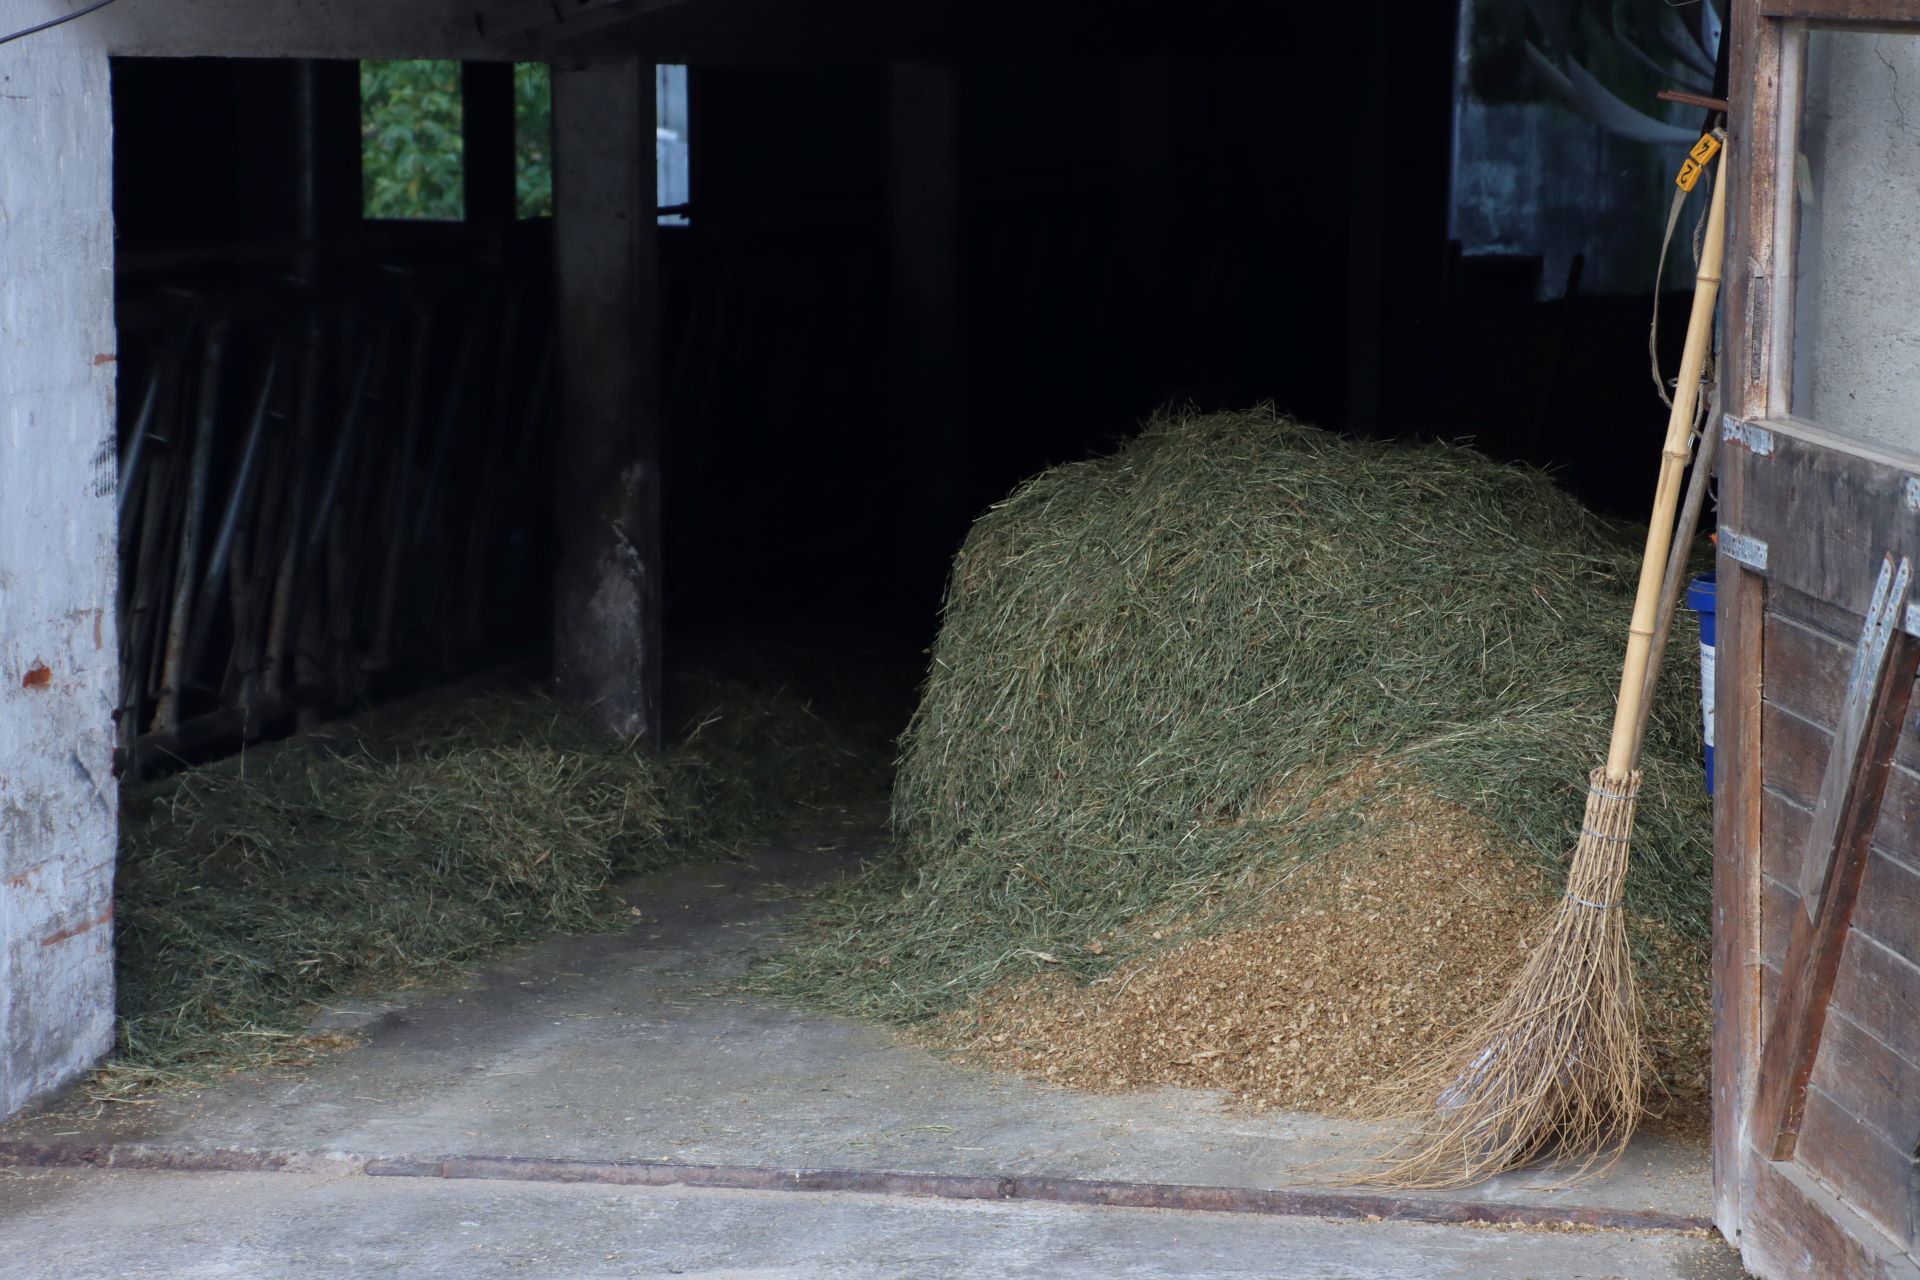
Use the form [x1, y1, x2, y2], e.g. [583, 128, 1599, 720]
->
[0, 1139, 1711, 1234]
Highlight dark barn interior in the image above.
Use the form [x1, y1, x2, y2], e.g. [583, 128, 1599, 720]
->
[0, 4, 1786, 1270]
[103, 1, 1714, 774]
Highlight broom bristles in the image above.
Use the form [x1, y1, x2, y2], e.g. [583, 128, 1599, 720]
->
[1351, 767, 1646, 1189]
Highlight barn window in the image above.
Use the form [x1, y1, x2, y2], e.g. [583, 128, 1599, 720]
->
[514, 63, 553, 219]
[1787, 30, 1920, 457]
[505, 63, 687, 224]
[657, 64, 689, 224]
[360, 59, 465, 221]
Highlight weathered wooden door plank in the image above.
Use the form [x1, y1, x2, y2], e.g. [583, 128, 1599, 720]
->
[1752, 554, 1920, 1163]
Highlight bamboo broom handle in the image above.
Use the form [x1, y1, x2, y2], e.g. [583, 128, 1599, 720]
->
[1605, 149, 1728, 782]
[1629, 377, 1723, 772]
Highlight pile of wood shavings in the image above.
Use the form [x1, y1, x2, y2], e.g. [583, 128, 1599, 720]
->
[935, 780, 1711, 1136]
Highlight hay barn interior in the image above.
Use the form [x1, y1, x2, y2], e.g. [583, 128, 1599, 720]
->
[4, 0, 1920, 1276]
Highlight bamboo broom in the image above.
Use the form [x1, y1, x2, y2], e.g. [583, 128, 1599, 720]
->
[1360, 142, 1728, 1189]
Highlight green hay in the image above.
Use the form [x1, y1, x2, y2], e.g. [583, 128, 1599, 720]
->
[110, 677, 885, 1094]
[757, 408, 1712, 1022]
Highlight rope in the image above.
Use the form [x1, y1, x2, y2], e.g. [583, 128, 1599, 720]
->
[1649, 127, 1727, 410]
[1648, 186, 1690, 410]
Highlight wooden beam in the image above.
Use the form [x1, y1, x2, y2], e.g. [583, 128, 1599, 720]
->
[476, 0, 695, 43]
[295, 60, 365, 244]
[1713, 16, 1773, 1240]
[1752, 554, 1920, 1161]
[1712, 445, 1768, 1238]
[476, 0, 561, 36]
[550, 58, 662, 742]
[1657, 89, 1731, 113]
[1342, 2, 1387, 438]
[462, 62, 517, 225]
[1758, 0, 1920, 22]
[99, 0, 506, 60]
[1724, 0, 1783, 423]
[1795, 559, 1919, 911]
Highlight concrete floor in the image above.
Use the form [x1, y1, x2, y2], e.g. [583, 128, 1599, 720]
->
[0, 1168, 1742, 1280]
[0, 813, 1747, 1278]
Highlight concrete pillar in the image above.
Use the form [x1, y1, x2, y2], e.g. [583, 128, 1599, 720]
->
[0, 30, 121, 1116]
[550, 58, 662, 741]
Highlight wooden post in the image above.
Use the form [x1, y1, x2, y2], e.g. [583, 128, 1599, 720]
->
[1711, 450, 1766, 1237]
[1347, 0, 1460, 438]
[462, 62, 517, 225]
[551, 57, 662, 742]
[299, 60, 363, 236]
[1342, 3, 1387, 439]
[1714, 6, 1784, 1243]
[888, 62, 962, 614]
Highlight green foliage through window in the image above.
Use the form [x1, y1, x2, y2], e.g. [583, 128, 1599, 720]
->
[361, 60, 465, 221]
[514, 64, 554, 220]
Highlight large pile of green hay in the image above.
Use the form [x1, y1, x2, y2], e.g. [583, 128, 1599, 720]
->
[759, 409, 1712, 1023]
[111, 677, 885, 1093]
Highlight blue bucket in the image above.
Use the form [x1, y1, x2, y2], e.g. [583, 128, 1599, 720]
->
[1685, 575, 1716, 794]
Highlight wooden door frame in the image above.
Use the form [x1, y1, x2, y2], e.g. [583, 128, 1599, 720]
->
[1719, 3, 1920, 1272]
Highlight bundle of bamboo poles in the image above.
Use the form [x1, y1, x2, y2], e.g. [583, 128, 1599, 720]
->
[115, 260, 554, 776]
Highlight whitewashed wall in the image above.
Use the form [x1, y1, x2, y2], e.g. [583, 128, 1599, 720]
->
[0, 11, 120, 1114]
[0, 0, 525, 1118]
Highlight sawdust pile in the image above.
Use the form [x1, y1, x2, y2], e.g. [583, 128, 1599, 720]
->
[934, 777, 1712, 1135]
[760, 409, 1713, 1033]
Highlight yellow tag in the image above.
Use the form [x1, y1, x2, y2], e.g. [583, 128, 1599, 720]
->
[1676, 133, 1723, 192]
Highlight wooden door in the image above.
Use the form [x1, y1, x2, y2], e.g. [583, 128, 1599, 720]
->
[1719, 6, 1920, 1276]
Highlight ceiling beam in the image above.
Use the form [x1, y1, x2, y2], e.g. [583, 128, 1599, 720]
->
[475, 0, 695, 45]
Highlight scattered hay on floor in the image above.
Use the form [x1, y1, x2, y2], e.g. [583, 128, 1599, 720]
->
[757, 406, 1712, 1130]
[106, 677, 886, 1099]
